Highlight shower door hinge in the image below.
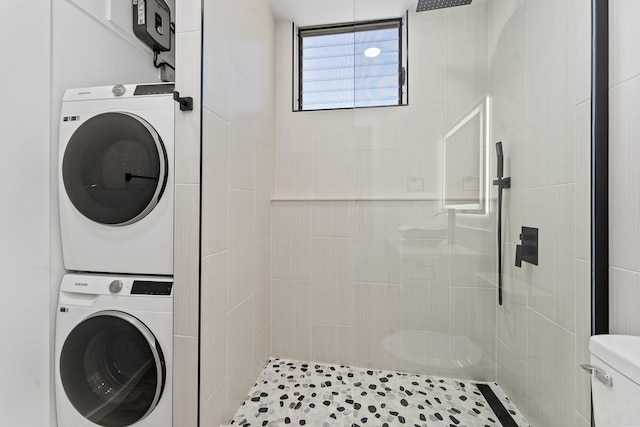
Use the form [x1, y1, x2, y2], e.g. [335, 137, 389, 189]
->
[173, 91, 193, 111]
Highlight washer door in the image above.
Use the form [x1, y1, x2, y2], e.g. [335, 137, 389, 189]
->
[59, 311, 166, 427]
[62, 112, 168, 226]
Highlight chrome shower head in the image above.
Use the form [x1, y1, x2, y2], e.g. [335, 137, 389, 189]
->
[416, 0, 472, 12]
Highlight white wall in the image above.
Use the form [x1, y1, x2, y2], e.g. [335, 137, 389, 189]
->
[609, 1, 640, 335]
[0, 1, 51, 425]
[489, 1, 592, 426]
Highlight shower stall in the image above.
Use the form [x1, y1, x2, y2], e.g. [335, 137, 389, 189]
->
[192, 0, 594, 426]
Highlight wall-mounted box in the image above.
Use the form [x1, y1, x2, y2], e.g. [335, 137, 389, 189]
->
[132, 0, 171, 52]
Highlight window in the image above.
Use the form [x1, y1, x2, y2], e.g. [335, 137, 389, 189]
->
[297, 19, 406, 111]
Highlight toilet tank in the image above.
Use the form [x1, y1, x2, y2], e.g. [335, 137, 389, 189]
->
[588, 335, 640, 427]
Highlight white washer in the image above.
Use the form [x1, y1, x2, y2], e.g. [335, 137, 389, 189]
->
[55, 273, 173, 427]
[59, 83, 174, 275]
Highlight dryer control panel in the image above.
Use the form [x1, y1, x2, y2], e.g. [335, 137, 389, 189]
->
[131, 280, 173, 295]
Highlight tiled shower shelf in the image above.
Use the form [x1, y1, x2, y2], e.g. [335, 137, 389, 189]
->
[230, 358, 529, 427]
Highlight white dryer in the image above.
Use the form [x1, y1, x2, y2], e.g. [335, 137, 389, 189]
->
[55, 273, 173, 427]
[59, 83, 174, 275]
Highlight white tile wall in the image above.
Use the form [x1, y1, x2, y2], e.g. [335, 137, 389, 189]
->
[199, 1, 276, 426]
[174, 0, 203, 423]
[490, 0, 591, 424]
[608, 0, 640, 364]
[271, 5, 497, 386]
[267, 3, 593, 427]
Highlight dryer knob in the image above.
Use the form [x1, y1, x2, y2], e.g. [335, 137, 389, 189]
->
[112, 84, 126, 97]
[109, 280, 123, 294]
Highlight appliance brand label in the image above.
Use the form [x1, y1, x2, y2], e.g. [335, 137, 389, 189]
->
[138, 1, 145, 25]
[74, 282, 88, 287]
[63, 116, 80, 122]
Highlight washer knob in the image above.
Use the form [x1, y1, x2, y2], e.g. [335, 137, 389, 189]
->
[109, 280, 123, 294]
[112, 84, 126, 97]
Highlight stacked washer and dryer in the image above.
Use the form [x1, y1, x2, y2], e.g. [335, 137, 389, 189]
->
[55, 83, 175, 427]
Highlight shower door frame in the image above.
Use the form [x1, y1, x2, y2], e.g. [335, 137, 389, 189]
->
[591, 0, 609, 336]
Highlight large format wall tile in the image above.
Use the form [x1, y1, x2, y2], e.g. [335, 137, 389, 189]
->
[272, 203, 310, 280]
[497, 243, 528, 361]
[254, 238, 272, 338]
[526, 0, 567, 67]
[449, 287, 496, 381]
[202, 110, 229, 256]
[310, 201, 355, 238]
[409, 12, 445, 106]
[174, 336, 199, 427]
[200, 380, 227, 427]
[229, 72, 256, 192]
[354, 283, 403, 371]
[311, 324, 355, 366]
[610, 267, 640, 336]
[398, 106, 445, 196]
[228, 190, 255, 310]
[227, 297, 255, 421]
[255, 144, 274, 241]
[200, 3, 275, 425]
[489, 1, 526, 142]
[610, 77, 640, 272]
[610, 0, 640, 87]
[575, 260, 591, 423]
[174, 184, 200, 336]
[574, 100, 591, 262]
[175, 31, 203, 185]
[271, 280, 311, 360]
[526, 309, 576, 427]
[445, 3, 488, 61]
[355, 202, 402, 285]
[526, 45, 574, 188]
[200, 252, 228, 402]
[310, 238, 355, 326]
[202, 0, 230, 120]
[497, 338, 527, 416]
[526, 184, 576, 332]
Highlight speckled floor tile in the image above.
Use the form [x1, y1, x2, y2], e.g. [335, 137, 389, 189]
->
[230, 359, 529, 426]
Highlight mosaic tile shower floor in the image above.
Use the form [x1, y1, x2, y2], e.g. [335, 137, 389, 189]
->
[230, 359, 529, 427]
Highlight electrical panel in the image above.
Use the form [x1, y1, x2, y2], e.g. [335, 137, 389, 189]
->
[132, 0, 171, 52]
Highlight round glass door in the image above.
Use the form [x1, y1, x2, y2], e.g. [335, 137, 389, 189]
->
[62, 112, 168, 226]
[59, 311, 166, 427]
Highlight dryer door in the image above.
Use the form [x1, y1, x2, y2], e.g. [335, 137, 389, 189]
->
[59, 311, 166, 427]
[62, 112, 168, 226]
